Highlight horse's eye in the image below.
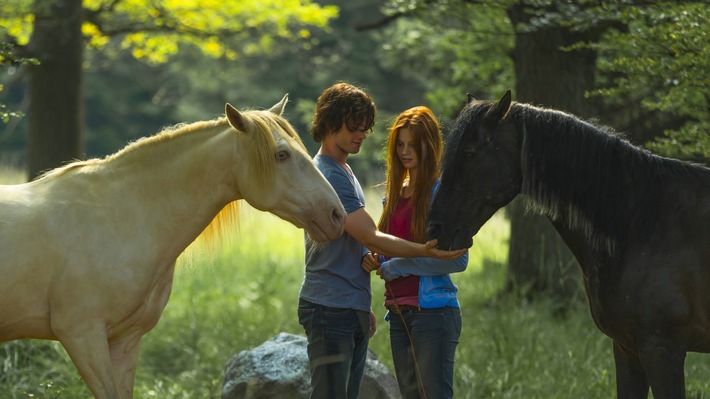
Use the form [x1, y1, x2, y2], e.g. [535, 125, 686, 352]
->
[277, 150, 290, 161]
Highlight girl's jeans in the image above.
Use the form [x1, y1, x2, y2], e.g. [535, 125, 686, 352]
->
[388, 306, 462, 399]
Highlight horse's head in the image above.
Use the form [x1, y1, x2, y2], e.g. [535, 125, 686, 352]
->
[225, 95, 345, 242]
[427, 90, 522, 250]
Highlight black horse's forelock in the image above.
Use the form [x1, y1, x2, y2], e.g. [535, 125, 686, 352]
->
[441, 101, 491, 178]
[509, 102, 710, 255]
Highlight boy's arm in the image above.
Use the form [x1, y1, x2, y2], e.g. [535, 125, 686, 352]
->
[345, 207, 466, 260]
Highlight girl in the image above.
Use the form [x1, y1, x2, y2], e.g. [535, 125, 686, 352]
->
[366, 106, 468, 399]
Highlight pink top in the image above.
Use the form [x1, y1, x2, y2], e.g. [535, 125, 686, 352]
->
[383, 197, 420, 308]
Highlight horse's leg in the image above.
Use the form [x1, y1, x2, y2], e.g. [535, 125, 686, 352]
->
[109, 333, 143, 399]
[57, 322, 120, 399]
[613, 342, 649, 399]
[637, 342, 686, 399]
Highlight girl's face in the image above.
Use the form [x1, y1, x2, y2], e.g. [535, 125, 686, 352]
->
[396, 127, 420, 171]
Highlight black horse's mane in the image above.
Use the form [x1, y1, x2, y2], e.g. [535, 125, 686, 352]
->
[448, 100, 710, 255]
[511, 102, 710, 253]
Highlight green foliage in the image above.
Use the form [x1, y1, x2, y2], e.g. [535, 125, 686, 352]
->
[1, 0, 338, 63]
[0, 35, 37, 123]
[0, 0, 342, 175]
[0, 97, 22, 123]
[588, 2, 710, 159]
[379, 0, 710, 161]
[377, 1, 515, 117]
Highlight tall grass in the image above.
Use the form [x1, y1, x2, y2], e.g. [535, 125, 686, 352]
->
[2, 168, 710, 398]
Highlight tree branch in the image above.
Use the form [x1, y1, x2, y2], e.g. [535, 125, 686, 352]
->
[353, 0, 493, 31]
[354, 10, 407, 31]
[83, 4, 217, 39]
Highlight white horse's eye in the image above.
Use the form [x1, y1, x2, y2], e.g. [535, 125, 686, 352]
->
[277, 150, 290, 161]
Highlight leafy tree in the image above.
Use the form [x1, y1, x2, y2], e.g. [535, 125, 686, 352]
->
[372, 1, 515, 117]
[0, 38, 36, 123]
[0, 0, 337, 178]
[590, 3, 710, 160]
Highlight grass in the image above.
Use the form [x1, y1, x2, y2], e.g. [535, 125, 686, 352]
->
[2, 168, 710, 398]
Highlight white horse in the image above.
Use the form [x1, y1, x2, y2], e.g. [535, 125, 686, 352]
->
[0, 95, 345, 399]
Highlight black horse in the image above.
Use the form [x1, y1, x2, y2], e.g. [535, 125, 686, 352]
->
[427, 90, 710, 399]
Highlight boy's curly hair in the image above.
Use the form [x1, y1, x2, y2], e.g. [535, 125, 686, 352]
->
[310, 83, 376, 143]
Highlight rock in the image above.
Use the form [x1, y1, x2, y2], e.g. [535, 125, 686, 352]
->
[222, 332, 400, 399]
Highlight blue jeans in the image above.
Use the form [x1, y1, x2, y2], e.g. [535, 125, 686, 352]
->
[388, 306, 462, 399]
[298, 299, 370, 399]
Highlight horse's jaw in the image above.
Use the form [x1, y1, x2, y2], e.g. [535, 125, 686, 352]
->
[430, 227, 475, 251]
[272, 208, 345, 242]
[426, 218, 478, 251]
[304, 210, 346, 242]
[247, 198, 345, 243]
[428, 199, 502, 250]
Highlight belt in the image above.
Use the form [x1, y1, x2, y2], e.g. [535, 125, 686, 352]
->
[387, 304, 420, 314]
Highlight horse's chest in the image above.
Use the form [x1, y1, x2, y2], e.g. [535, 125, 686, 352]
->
[106, 264, 176, 339]
[584, 267, 635, 340]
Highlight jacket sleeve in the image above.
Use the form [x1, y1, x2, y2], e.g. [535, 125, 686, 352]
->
[379, 251, 468, 282]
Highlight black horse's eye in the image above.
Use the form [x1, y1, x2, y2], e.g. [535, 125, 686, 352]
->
[277, 150, 290, 161]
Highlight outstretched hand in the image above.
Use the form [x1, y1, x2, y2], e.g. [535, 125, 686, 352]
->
[424, 239, 468, 260]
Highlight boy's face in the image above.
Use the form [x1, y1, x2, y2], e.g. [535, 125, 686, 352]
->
[332, 121, 368, 155]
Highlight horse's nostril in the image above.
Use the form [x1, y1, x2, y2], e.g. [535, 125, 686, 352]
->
[331, 208, 345, 225]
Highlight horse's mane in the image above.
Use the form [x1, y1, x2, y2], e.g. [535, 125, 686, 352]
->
[36, 109, 307, 255]
[506, 102, 710, 254]
[35, 119, 230, 180]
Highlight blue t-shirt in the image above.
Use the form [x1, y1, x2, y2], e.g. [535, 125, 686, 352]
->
[299, 154, 371, 312]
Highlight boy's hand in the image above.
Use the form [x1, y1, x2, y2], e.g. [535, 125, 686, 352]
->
[424, 239, 469, 260]
[361, 252, 381, 272]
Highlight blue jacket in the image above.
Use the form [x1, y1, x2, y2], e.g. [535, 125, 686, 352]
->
[379, 180, 468, 309]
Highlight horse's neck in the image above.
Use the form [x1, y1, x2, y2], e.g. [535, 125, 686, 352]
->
[519, 108, 623, 259]
[99, 124, 241, 254]
[118, 124, 237, 188]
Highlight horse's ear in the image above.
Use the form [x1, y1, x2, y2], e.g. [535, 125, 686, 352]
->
[466, 93, 477, 104]
[225, 103, 249, 132]
[487, 90, 512, 122]
[268, 94, 289, 116]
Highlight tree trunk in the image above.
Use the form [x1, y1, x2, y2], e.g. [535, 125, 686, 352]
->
[27, 0, 84, 179]
[504, 4, 603, 301]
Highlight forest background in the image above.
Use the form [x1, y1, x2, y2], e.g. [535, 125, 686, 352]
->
[1, 0, 710, 397]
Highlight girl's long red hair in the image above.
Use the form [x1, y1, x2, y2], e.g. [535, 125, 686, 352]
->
[378, 106, 443, 243]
